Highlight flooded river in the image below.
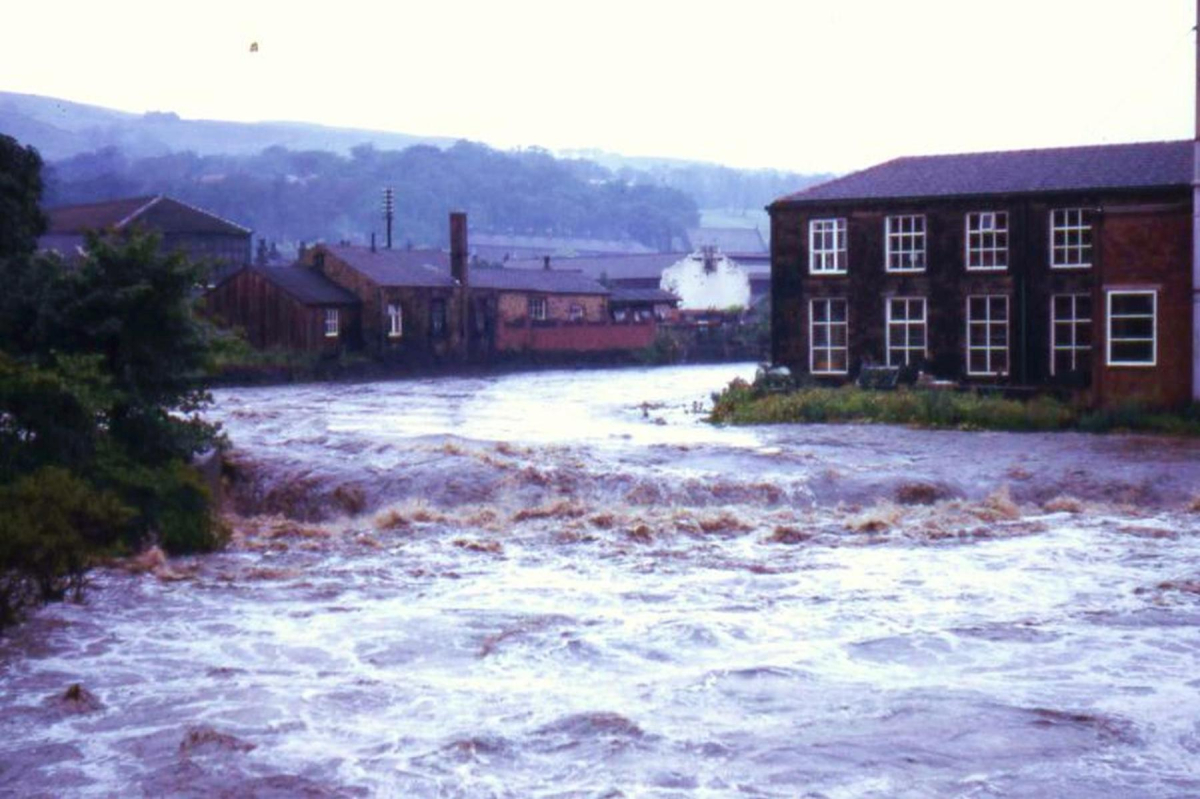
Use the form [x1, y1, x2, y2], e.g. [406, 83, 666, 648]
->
[3, 364, 1200, 798]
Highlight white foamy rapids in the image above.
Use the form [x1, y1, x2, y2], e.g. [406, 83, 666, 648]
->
[2, 364, 1200, 797]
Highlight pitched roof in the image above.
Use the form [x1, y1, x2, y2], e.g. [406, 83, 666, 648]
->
[248, 264, 359, 305]
[471, 267, 608, 295]
[505, 252, 689, 282]
[323, 245, 456, 288]
[45, 194, 251, 235]
[608, 287, 679, 304]
[686, 227, 767, 254]
[775, 140, 1193, 205]
[471, 233, 654, 256]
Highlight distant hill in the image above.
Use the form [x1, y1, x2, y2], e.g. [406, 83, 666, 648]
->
[2, 91, 834, 250]
[0, 91, 455, 161]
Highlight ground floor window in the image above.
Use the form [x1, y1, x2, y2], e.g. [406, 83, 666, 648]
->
[1050, 293, 1092, 375]
[569, 303, 584, 322]
[324, 308, 339, 338]
[809, 297, 848, 374]
[1106, 290, 1156, 366]
[529, 296, 548, 321]
[886, 296, 926, 367]
[966, 295, 1009, 376]
[431, 299, 447, 337]
[387, 303, 403, 338]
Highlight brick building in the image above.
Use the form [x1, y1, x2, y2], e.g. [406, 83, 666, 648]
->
[40, 195, 251, 280]
[209, 212, 664, 361]
[769, 140, 1194, 407]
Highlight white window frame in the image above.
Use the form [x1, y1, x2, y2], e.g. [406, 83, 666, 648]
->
[965, 211, 1008, 271]
[1050, 293, 1092, 376]
[885, 215, 926, 273]
[1106, 289, 1157, 367]
[387, 302, 403, 338]
[885, 296, 927, 367]
[1050, 208, 1092, 269]
[529, 296, 548, 321]
[965, 294, 1009, 377]
[809, 297, 849, 375]
[569, 303, 585, 322]
[323, 308, 339, 338]
[809, 218, 847, 274]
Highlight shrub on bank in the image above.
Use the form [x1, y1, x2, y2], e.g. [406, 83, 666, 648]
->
[708, 379, 1200, 436]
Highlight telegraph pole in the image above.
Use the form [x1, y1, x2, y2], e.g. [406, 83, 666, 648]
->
[382, 187, 395, 250]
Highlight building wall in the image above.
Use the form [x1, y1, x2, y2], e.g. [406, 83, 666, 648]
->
[205, 270, 356, 351]
[306, 249, 462, 360]
[1095, 203, 1193, 408]
[495, 292, 607, 324]
[495, 318, 656, 352]
[770, 188, 1190, 404]
[161, 232, 251, 273]
[488, 290, 651, 352]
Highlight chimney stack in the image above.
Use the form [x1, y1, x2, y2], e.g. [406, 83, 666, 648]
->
[450, 211, 468, 286]
[543, 255, 551, 271]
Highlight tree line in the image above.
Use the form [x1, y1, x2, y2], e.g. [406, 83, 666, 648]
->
[43, 140, 705, 252]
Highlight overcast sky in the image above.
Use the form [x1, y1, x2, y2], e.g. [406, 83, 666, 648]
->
[4, 0, 1196, 174]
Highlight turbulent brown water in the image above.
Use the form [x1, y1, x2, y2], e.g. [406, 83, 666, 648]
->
[3, 364, 1200, 798]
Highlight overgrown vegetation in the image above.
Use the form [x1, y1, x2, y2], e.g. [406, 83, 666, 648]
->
[0, 134, 224, 631]
[708, 378, 1200, 436]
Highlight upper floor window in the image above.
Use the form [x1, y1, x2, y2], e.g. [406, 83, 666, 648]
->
[809, 218, 847, 274]
[886, 215, 926, 272]
[1051, 208, 1092, 268]
[886, 297, 927, 367]
[387, 302, 403, 338]
[966, 211, 1008, 270]
[324, 308, 339, 338]
[809, 297, 849, 375]
[1106, 290, 1156, 366]
[1050, 293, 1092, 376]
[529, 296, 548, 321]
[966, 294, 1009, 376]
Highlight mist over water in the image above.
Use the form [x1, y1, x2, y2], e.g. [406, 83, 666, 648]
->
[3, 364, 1200, 798]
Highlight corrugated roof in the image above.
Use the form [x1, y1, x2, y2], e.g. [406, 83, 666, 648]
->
[249, 264, 359, 305]
[324, 245, 456, 288]
[45, 194, 251, 235]
[775, 140, 1193, 205]
[471, 267, 608, 295]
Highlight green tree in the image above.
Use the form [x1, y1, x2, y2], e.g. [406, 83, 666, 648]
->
[0, 136, 224, 632]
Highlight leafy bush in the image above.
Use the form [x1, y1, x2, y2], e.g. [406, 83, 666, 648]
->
[708, 380, 1200, 436]
[0, 468, 133, 628]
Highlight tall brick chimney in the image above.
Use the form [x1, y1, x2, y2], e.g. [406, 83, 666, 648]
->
[450, 211, 469, 360]
[450, 211, 468, 287]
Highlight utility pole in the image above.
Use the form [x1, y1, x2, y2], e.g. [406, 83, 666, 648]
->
[382, 187, 395, 250]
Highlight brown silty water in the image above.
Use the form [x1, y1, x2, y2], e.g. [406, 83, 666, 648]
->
[2, 364, 1200, 798]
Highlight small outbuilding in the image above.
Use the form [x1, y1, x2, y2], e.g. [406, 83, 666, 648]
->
[206, 264, 360, 351]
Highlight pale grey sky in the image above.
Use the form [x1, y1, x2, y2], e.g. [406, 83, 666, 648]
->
[4, 0, 1196, 173]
